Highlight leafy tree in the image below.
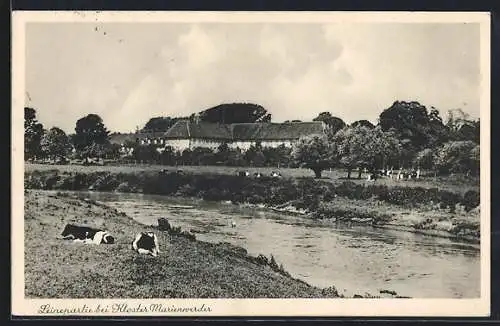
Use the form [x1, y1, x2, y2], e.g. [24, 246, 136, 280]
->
[104, 143, 122, 160]
[179, 149, 193, 165]
[133, 144, 160, 163]
[40, 127, 72, 161]
[333, 126, 401, 178]
[313, 112, 346, 136]
[378, 101, 450, 157]
[196, 103, 272, 123]
[81, 143, 108, 160]
[469, 145, 480, 176]
[191, 147, 215, 165]
[446, 110, 480, 143]
[73, 114, 110, 156]
[160, 146, 177, 165]
[413, 148, 435, 170]
[215, 142, 230, 163]
[24, 107, 45, 160]
[434, 141, 477, 175]
[142, 117, 184, 132]
[263, 144, 292, 168]
[292, 134, 335, 178]
[244, 143, 266, 167]
[351, 120, 375, 129]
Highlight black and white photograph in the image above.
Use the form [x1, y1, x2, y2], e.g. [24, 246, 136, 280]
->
[12, 11, 490, 317]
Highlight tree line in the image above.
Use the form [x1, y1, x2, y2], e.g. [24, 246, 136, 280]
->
[24, 100, 480, 178]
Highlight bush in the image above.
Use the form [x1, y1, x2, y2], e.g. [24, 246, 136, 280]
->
[24, 169, 480, 212]
[462, 190, 480, 212]
[115, 182, 132, 193]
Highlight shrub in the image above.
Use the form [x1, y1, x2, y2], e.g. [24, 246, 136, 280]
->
[462, 190, 480, 212]
[116, 182, 132, 193]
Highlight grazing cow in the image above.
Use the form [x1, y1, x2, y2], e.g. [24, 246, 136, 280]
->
[238, 170, 250, 177]
[270, 171, 282, 178]
[60, 224, 115, 245]
[132, 232, 160, 257]
[177, 169, 184, 174]
[253, 172, 263, 178]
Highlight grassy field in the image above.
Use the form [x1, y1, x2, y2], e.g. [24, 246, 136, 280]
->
[24, 190, 344, 298]
[24, 163, 479, 193]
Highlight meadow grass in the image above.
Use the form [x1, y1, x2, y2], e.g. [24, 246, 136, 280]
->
[24, 190, 341, 298]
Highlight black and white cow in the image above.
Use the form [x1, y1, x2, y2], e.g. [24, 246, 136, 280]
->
[60, 224, 115, 245]
[132, 232, 160, 257]
[270, 171, 282, 178]
[237, 170, 250, 177]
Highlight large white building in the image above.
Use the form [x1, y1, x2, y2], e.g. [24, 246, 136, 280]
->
[110, 120, 327, 153]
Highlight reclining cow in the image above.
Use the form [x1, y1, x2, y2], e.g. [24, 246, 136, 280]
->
[132, 232, 160, 257]
[270, 171, 282, 178]
[237, 170, 250, 177]
[60, 223, 115, 245]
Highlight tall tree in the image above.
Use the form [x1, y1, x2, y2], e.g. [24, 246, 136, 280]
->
[73, 114, 110, 156]
[378, 101, 450, 163]
[24, 107, 45, 160]
[197, 103, 272, 124]
[446, 109, 480, 143]
[292, 134, 336, 178]
[434, 140, 478, 175]
[142, 117, 184, 132]
[351, 120, 375, 129]
[313, 112, 346, 136]
[333, 126, 401, 178]
[40, 127, 72, 161]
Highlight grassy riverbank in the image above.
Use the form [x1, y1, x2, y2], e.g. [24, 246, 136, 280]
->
[24, 165, 481, 242]
[25, 190, 344, 298]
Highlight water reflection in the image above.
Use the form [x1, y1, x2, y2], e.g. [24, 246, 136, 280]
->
[59, 190, 480, 298]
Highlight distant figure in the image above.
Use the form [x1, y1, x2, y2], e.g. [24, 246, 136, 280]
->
[132, 232, 160, 257]
[397, 169, 403, 180]
[387, 168, 393, 179]
[61, 224, 115, 245]
[231, 220, 237, 228]
[416, 168, 421, 179]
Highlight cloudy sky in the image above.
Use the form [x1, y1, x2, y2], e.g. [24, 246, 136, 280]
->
[25, 22, 481, 134]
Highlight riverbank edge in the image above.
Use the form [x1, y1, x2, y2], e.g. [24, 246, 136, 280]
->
[24, 189, 415, 299]
[24, 168, 480, 244]
[24, 190, 350, 299]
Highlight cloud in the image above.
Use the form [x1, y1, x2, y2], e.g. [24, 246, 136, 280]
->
[25, 22, 481, 133]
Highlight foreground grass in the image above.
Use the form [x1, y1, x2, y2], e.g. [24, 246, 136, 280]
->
[24, 190, 341, 299]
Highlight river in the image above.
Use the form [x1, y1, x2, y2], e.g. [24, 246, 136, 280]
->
[65, 191, 480, 298]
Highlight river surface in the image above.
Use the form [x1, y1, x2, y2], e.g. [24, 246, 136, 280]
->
[65, 191, 480, 298]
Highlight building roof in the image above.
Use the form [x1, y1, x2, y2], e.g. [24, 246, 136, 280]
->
[120, 120, 326, 142]
[109, 131, 167, 145]
[231, 122, 325, 140]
